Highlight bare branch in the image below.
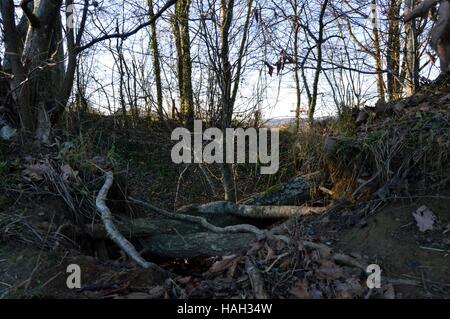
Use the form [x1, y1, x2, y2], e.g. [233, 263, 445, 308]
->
[76, 0, 177, 53]
[20, 0, 40, 27]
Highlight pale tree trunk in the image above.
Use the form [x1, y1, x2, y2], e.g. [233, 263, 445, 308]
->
[404, 0, 420, 95]
[371, 0, 385, 102]
[291, 0, 302, 132]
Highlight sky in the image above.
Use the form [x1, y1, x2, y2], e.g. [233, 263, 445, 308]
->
[63, 0, 442, 122]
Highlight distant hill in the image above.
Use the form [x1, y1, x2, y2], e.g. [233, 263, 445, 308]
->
[263, 116, 335, 128]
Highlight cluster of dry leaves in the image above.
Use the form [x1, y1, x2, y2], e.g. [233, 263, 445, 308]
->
[22, 161, 79, 183]
[113, 237, 397, 299]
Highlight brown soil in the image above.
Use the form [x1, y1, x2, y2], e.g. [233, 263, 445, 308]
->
[336, 198, 450, 298]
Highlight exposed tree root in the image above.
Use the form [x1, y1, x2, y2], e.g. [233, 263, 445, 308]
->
[129, 197, 269, 239]
[96, 171, 167, 273]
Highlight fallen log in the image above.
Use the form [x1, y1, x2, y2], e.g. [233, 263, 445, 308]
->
[240, 171, 322, 206]
[93, 192, 274, 258]
[93, 172, 325, 259]
[177, 201, 327, 219]
[68, 218, 256, 259]
[138, 232, 255, 258]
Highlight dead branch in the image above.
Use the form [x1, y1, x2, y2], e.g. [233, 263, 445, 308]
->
[404, 0, 439, 22]
[245, 257, 269, 299]
[76, 0, 176, 53]
[178, 201, 327, 219]
[404, 0, 450, 71]
[20, 0, 40, 27]
[129, 197, 268, 239]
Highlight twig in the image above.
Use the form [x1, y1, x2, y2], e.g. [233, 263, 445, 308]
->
[402, 274, 450, 287]
[174, 165, 189, 210]
[245, 257, 268, 299]
[198, 164, 217, 196]
[264, 252, 289, 273]
[419, 246, 450, 254]
[385, 277, 421, 286]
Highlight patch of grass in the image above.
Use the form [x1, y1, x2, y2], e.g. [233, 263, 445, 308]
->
[0, 141, 16, 200]
[333, 112, 357, 136]
[0, 161, 7, 175]
[263, 183, 281, 195]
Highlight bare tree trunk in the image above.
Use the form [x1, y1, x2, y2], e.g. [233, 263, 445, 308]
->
[0, 0, 34, 131]
[1, 0, 173, 141]
[386, 0, 402, 101]
[116, 25, 129, 132]
[148, 0, 164, 121]
[291, 0, 302, 132]
[23, 0, 65, 141]
[371, 0, 385, 102]
[404, 0, 420, 95]
[220, 0, 236, 202]
[173, 0, 195, 128]
[308, 0, 329, 126]
[0, 0, 89, 139]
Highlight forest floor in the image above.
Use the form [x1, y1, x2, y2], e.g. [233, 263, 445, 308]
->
[1, 192, 449, 299]
[1, 84, 450, 299]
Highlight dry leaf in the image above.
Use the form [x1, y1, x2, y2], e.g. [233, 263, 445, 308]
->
[0, 125, 16, 140]
[334, 277, 364, 299]
[315, 259, 344, 280]
[412, 205, 437, 232]
[177, 276, 192, 285]
[22, 163, 51, 181]
[290, 281, 310, 299]
[226, 257, 241, 278]
[147, 286, 165, 298]
[308, 284, 324, 299]
[114, 292, 153, 299]
[279, 259, 290, 269]
[444, 224, 450, 234]
[264, 243, 277, 262]
[263, 61, 274, 77]
[208, 255, 240, 274]
[439, 93, 450, 103]
[61, 164, 78, 181]
[382, 283, 395, 299]
[418, 103, 431, 112]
